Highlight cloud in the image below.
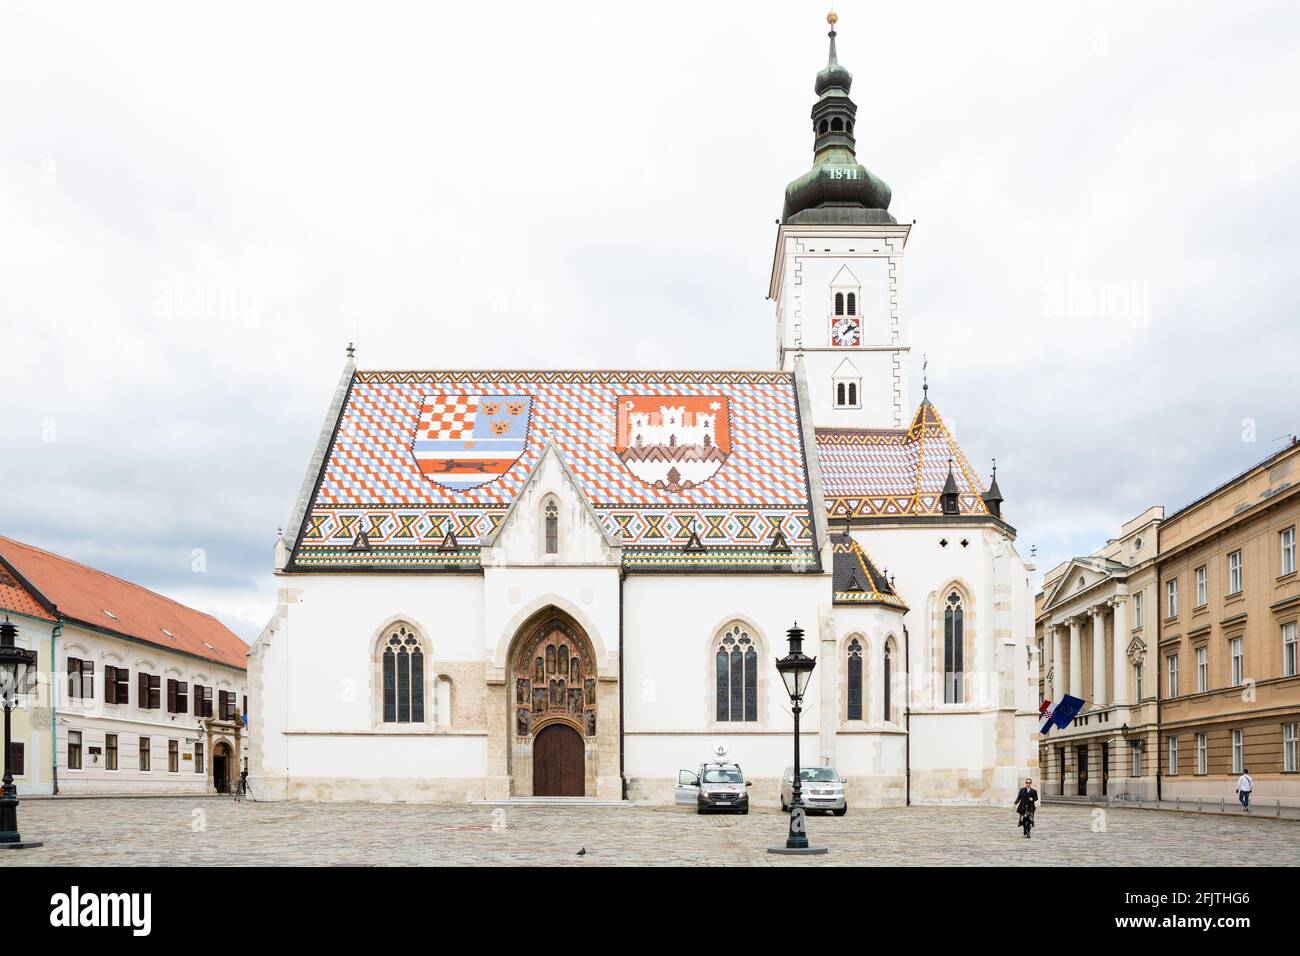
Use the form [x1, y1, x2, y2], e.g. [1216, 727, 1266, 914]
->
[2, 1, 1297, 638]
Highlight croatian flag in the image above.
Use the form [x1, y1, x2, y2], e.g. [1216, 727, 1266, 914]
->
[1039, 694, 1085, 734]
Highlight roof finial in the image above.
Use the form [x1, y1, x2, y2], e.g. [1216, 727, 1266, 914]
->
[922, 354, 929, 401]
[826, 9, 839, 63]
[991, 457, 997, 481]
[345, 341, 355, 359]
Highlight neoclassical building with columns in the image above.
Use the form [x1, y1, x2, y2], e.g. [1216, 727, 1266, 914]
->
[1036, 507, 1163, 799]
[249, 15, 1039, 807]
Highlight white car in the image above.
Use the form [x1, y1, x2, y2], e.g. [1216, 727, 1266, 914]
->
[675, 761, 752, 814]
[780, 766, 847, 815]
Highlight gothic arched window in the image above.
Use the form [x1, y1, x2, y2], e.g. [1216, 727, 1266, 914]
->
[883, 641, 894, 721]
[944, 591, 965, 704]
[381, 624, 425, 723]
[847, 638, 863, 721]
[835, 292, 845, 316]
[544, 499, 559, 555]
[715, 624, 758, 722]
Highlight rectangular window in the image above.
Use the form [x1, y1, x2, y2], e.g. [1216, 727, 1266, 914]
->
[194, 685, 213, 718]
[1196, 732, 1207, 775]
[105, 733, 118, 771]
[1282, 527, 1297, 576]
[1168, 735, 1178, 776]
[1166, 579, 1178, 618]
[1231, 728, 1243, 775]
[1228, 550, 1243, 595]
[1284, 622, 1298, 678]
[219, 690, 237, 721]
[1230, 637, 1243, 687]
[1167, 654, 1179, 698]
[166, 679, 189, 714]
[1196, 646, 1208, 693]
[138, 737, 150, 772]
[6, 741, 24, 777]
[1285, 723, 1298, 773]
[138, 672, 160, 709]
[104, 665, 129, 705]
[1133, 592, 1143, 629]
[68, 729, 82, 770]
[195, 742, 204, 774]
[1130, 742, 1141, 778]
[168, 739, 179, 773]
[1135, 663, 1144, 700]
[67, 657, 94, 700]
[1195, 566, 1207, 607]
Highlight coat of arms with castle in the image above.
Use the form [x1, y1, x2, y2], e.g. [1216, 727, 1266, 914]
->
[615, 395, 731, 492]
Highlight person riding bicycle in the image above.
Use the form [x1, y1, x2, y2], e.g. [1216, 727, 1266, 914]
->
[1014, 777, 1039, 838]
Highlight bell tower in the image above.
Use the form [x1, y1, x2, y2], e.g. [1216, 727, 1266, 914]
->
[769, 11, 911, 430]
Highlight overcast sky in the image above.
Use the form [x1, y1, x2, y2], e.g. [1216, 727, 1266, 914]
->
[2, 1, 1297, 643]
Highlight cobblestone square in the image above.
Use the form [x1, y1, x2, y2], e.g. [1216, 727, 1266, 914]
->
[8, 798, 1299, 866]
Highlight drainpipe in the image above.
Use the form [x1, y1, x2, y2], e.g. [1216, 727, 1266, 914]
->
[904, 623, 911, 806]
[51, 618, 63, 795]
[618, 569, 627, 801]
[1154, 564, 1162, 803]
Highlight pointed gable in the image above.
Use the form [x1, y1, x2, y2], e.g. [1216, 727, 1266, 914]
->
[816, 396, 997, 521]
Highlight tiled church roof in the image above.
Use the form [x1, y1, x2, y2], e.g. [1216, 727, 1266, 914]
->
[0, 537, 249, 670]
[291, 370, 821, 571]
[816, 398, 994, 520]
[830, 532, 907, 609]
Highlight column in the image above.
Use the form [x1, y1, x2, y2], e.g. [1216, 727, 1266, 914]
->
[1092, 606, 1107, 708]
[1068, 616, 1082, 700]
[1051, 625, 1064, 702]
[1111, 597, 1128, 706]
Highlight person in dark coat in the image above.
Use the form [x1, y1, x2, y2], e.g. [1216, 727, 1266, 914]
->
[1014, 778, 1039, 837]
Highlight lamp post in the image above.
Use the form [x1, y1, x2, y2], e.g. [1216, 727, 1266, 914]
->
[0, 616, 42, 849]
[768, 622, 827, 856]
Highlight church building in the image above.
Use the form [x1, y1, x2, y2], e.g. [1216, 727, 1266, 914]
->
[249, 15, 1039, 806]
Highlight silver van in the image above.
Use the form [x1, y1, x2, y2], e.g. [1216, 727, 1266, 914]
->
[675, 761, 752, 814]
[780, 766, 846, 815]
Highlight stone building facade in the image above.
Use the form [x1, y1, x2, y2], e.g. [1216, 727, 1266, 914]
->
[249, 16, 1040, 808]
[1157, 439, 1300, 806]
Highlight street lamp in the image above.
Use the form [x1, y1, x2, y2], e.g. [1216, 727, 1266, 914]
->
[0, 616, 42, 849]
[768, 622, 827, 856]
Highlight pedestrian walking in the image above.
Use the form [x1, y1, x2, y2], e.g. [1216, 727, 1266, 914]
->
[1236, 768, 1253, 813]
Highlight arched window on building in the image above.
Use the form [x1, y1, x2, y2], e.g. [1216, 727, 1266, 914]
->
[944, 591, 965, 704]
[846, 291, 856, 315]
[834, 292, 845, 316]
[544, 498, 559, 554]
[715, 624, 758, 722]
[847, 638, 864, 721]
[883, 639, 895, 721]
[381, 623, 426, 723]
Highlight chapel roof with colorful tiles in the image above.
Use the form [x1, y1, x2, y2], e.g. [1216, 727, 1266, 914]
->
[830, 532, 907, 609]
[288, 368, 821, 572]
[816, 395, 1005, 525]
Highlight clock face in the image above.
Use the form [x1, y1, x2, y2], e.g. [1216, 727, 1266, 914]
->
[830, 316, 861, 347]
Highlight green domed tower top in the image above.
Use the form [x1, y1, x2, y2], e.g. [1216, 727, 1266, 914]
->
[782, 11, 894, 225]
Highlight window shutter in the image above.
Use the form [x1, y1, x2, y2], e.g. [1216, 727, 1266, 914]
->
[139, 671, 148, 706]
[194, 686, 202, 717]
[105, 666, 116, 704]
[68, 657, 77, 699]
[167, 679, 176, 712]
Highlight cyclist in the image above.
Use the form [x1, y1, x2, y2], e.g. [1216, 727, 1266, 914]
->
[1014, 777, 1039, 838]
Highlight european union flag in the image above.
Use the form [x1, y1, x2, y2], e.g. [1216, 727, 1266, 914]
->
[1039, 694, 1085, 734]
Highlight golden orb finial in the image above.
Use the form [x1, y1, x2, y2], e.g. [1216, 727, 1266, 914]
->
[827, 10, 838, 28]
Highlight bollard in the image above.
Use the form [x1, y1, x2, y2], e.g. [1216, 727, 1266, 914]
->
[1197, 797, 1202, 813]
[1277, 800, 1282, 818]
[1220, 797, 1225, 814]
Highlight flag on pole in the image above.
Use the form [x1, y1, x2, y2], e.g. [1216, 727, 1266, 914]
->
[1039, 694, 1085, 734]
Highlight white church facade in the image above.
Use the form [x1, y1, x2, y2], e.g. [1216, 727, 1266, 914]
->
[249, 17, 1039, 807]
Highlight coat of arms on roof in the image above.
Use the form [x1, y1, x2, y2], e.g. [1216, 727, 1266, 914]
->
[411, 394, 532, 490]
[615, 396, 730, 493]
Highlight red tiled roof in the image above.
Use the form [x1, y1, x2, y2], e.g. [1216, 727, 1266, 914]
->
[0, 537, 248, 670]
[0, 559, 56, 623]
